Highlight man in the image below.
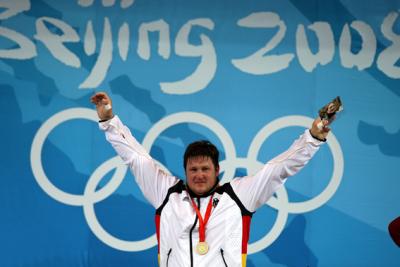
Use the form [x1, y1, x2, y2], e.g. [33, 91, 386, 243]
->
[91, 92, 332, 267]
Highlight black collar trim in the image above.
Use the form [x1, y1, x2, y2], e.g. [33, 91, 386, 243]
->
[185, 179, 220, 198]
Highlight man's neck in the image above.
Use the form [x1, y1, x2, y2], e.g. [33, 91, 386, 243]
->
[186, 180, 219, 198]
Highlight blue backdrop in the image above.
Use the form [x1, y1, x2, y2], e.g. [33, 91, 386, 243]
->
[1, 0, 399, 266]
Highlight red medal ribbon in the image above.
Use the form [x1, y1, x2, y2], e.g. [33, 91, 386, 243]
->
[190, 194, 214, 242]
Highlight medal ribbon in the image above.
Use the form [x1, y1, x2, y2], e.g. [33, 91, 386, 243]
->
[190, 194, 214, 242]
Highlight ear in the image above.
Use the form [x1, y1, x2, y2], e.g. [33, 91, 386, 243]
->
[215, 165, 220, 176]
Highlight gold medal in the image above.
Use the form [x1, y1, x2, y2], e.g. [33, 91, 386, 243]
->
[196, 241, 209, 255]
[190, 195, 214, 256]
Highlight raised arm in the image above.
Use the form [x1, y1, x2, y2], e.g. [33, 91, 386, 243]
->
[91, 92, 179, 208]
[231, 117, 332, 212]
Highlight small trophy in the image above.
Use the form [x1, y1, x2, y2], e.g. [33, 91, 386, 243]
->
[317, 96, 343, 130]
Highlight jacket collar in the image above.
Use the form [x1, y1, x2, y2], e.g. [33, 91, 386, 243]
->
[184, 179, 220, 199]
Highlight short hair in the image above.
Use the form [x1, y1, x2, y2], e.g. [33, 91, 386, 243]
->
[183, 140, 219, 171]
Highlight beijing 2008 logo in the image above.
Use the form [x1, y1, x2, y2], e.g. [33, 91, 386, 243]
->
[30, 108, 344, 254]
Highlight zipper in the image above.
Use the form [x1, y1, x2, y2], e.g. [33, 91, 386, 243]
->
[220, 249, 228, 267]
[166, 248, 172, 267]
[189, 197, 200, 267]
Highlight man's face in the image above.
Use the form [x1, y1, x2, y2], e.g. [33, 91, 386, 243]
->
[185, 156, 219, 196]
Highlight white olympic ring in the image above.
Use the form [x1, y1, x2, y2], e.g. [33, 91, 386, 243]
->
[246, 116, 343, 253]
[30, 108, 156, 251]
[30, 108, 127, 206]
[248, 116, 344, 214]
[30, 108, 344, 254]
[141, 112, 237, 184]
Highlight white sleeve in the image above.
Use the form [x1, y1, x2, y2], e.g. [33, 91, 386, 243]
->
[231, 129, 324, 212]
[99, 115, 179, 208]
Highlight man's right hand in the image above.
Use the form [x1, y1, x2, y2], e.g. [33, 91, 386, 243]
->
[90, 92, 114, 121]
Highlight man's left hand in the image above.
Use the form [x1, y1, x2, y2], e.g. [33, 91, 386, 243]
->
[310, 116, 335, 141]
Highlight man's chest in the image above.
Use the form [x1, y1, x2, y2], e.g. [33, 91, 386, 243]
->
[159, 193, 243, 238]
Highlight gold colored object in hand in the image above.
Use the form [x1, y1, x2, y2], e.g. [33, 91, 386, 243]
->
[319, 96, 343, 120]
[317, 96, 343, 130]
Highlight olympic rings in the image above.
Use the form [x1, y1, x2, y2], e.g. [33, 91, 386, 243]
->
[31, 108, 344, 254]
